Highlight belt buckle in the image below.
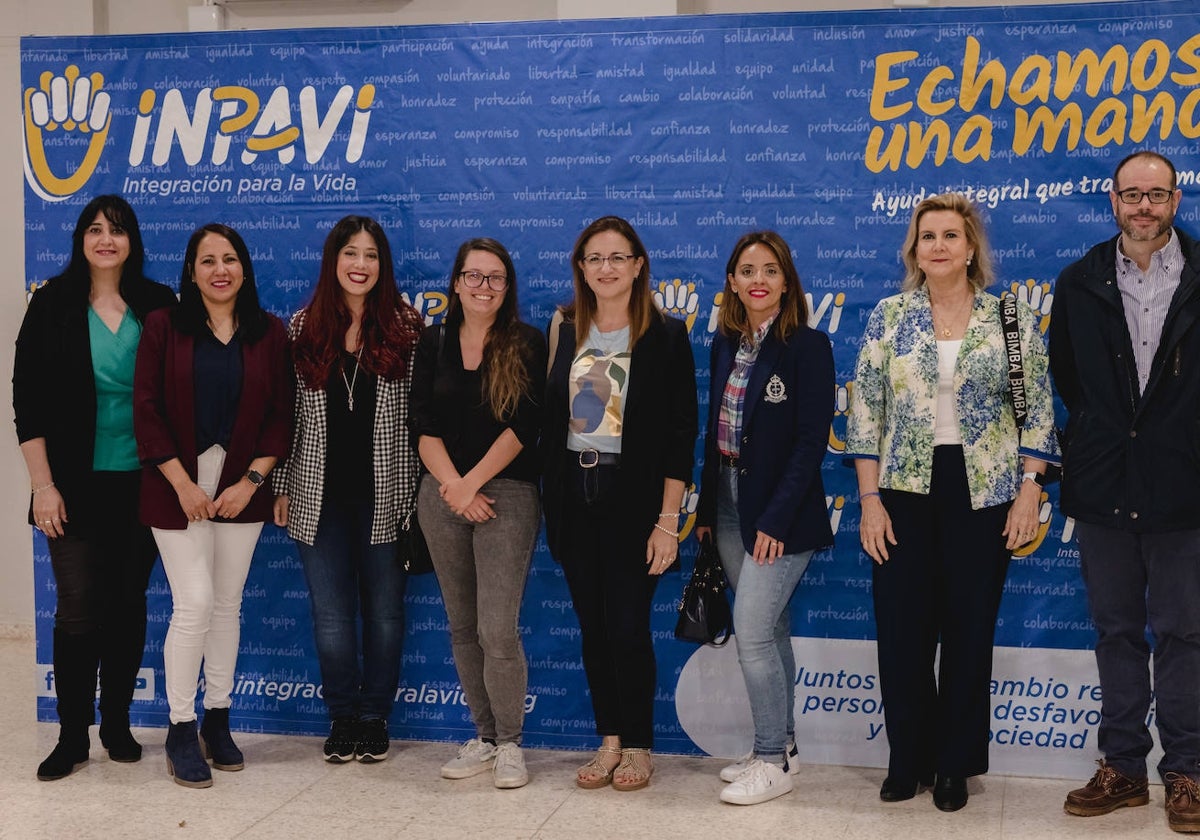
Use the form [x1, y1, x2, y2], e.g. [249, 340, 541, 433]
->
[578, 448, 600, 469]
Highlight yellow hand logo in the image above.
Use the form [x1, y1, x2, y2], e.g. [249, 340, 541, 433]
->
[654, 279, 701, 333]
[677, 484, 700, 542]
[24, 66, 112, 201]
[1010, 279, 1054, 335]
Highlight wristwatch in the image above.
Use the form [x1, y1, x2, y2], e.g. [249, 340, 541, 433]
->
[244, 469, 266, 487]
[1022, 471, 1043, 486]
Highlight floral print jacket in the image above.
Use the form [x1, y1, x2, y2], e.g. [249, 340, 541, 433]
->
[845, 286, 1060, 510]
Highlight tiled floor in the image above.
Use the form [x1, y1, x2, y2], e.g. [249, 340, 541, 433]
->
[0, 635, 1179, 839]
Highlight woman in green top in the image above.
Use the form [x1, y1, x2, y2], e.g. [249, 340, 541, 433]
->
[14, 195, 177, 781]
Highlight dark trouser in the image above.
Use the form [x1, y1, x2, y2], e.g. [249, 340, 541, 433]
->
[47, 470, 158, 735]
[1076, 521, 1200, 782]
[559, 460, 660, 750]
[298, 499, 406, 721]
[872, 446, 1011, 781]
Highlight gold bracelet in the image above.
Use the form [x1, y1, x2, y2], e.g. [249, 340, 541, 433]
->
[653, 522, 680, 538]
[657, 512, 678, 519]
[31, 481, 55, 494]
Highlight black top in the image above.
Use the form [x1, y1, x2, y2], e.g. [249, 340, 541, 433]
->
[408, 320, 546, 485]
[324, 349, 377, 504]
[193, 330, 243, 454]
[13, 273, 177, 531]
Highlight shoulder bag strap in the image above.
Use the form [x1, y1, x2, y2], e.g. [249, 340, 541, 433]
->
[1001, 293, 1027, 431]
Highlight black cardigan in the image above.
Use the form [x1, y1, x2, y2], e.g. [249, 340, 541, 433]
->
[541, 314, 698, 561]
[13, 273, 177, 530]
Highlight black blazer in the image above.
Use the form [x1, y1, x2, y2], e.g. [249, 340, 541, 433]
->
[541, 314, 698, 561]
[696, 323, 835, 555]
[13, 274, 177, 531]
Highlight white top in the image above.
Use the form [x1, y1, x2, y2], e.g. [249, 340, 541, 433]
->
[933, 339, 962, 445]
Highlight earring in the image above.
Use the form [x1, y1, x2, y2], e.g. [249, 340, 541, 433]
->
[966, 256, 973, 266]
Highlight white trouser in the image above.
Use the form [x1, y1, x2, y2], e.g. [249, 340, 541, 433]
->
[154, 445, 263, 724]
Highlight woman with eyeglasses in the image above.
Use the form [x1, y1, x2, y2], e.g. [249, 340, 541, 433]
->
[409, 238, 546, 789]
[542, 216, 698, 792]
[272, 216, 423, 764]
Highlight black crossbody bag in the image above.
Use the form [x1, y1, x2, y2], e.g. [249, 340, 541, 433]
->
[1001, 294, 1061, 484]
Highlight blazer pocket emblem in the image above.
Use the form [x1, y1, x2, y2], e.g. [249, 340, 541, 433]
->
[764, 374, 787, 404]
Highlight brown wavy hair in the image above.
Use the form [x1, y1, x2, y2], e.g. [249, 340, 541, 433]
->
[561, 215, 661, 347]
[445, 238, 531, 421]
[718, 230, 809, 341]
[293, 216, 421, 389]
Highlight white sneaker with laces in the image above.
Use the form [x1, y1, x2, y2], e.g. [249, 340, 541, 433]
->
[492, 742, 529, 789]
[720, 759, 794, 806]
[720, 741, 799, 782]
[440, 738, 497, 779]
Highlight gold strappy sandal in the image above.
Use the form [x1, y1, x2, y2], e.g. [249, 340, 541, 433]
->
[612, 748, 653, 791]
[576, 746, 623, 789]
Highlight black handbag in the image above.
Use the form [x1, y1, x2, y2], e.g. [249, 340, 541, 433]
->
[398, 508, 434, 575]
[1001, 294, 1062, 484]
[674, 533, 732, 646]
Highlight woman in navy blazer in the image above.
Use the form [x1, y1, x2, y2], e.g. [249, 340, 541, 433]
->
[134, 223, 291, 788]
[696, 231, 835, 806]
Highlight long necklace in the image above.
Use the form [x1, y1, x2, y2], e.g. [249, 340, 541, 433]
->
[340, 347, 364, 411]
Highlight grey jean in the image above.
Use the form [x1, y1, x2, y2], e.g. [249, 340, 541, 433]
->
[418, 474, 540, 744]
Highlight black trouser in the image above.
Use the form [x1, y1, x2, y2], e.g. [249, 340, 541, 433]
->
[48, 471, 158, 734]
[872, 446, 1011, 780]
[559, 459, 660, 750]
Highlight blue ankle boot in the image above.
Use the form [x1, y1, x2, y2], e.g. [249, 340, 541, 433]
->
[165, 721, 212, 788]
[199, 707, 244, 771]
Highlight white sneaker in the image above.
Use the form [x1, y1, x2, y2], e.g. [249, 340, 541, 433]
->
[719, 759, 794, 805]
[440, 738, 497, 779]
[720, 741, 799, 782]
[492, 742, 529, 789]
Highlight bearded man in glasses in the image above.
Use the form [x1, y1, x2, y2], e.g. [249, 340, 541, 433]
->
[1050, 150, 1200, 833]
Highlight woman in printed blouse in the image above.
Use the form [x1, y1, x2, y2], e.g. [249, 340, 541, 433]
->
[14, 195, 176, 781]
[694, 231, 834, 806]
[542, 215, 698, 792]
[272, 216, 423, 765]
[134, 223, 292, 788]
[844, 193, 1059, 812]
[410, 238, 546, 789]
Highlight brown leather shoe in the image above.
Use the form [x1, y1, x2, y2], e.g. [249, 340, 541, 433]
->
[1064, 760, 1149, 816]
[1165, 773, 1200, 833]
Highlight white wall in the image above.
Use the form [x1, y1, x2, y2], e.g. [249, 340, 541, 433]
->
[0, 0, 1126, 635]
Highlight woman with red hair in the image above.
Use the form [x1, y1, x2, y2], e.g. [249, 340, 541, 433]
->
[273, 216, 423, 764]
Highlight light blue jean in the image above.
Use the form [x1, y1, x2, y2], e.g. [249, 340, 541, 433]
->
[714, 463, 813, 762]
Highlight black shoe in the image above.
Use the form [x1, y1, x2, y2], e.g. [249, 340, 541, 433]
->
[165, 721, 213, 789]
[355, 718, 390, 763]
[199, 707, 244, 771]
[36, 736, 90, 781]
[933, 776, 968, 812]
[100, 712, 142, 763]
[323, 718, 359, 763]
[880, 774, 933, 802]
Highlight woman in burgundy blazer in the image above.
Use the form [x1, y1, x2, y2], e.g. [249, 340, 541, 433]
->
[133, 223, 291, 788]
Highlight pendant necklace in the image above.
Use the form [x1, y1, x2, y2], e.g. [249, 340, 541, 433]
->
[341, 347, 364, 411]
[932, 295, 971, 338]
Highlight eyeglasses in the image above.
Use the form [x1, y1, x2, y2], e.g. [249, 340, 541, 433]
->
[458, 270, 508, 291]
[582, 253, 636, 269]
[1116, 188, 1174, 205]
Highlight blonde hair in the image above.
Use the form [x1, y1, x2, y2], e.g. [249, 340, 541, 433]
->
[900, 193, 994, 293]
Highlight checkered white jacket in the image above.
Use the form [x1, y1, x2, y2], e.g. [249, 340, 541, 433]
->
[272, 308, 420, 546]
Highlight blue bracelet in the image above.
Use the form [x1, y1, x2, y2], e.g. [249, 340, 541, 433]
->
[859, 491, 881, 502]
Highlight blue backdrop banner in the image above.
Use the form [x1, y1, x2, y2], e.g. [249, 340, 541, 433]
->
[20, 0, 1197, 776]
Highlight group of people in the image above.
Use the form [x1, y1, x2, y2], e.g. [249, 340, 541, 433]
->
[16, 148, 1200, 829]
